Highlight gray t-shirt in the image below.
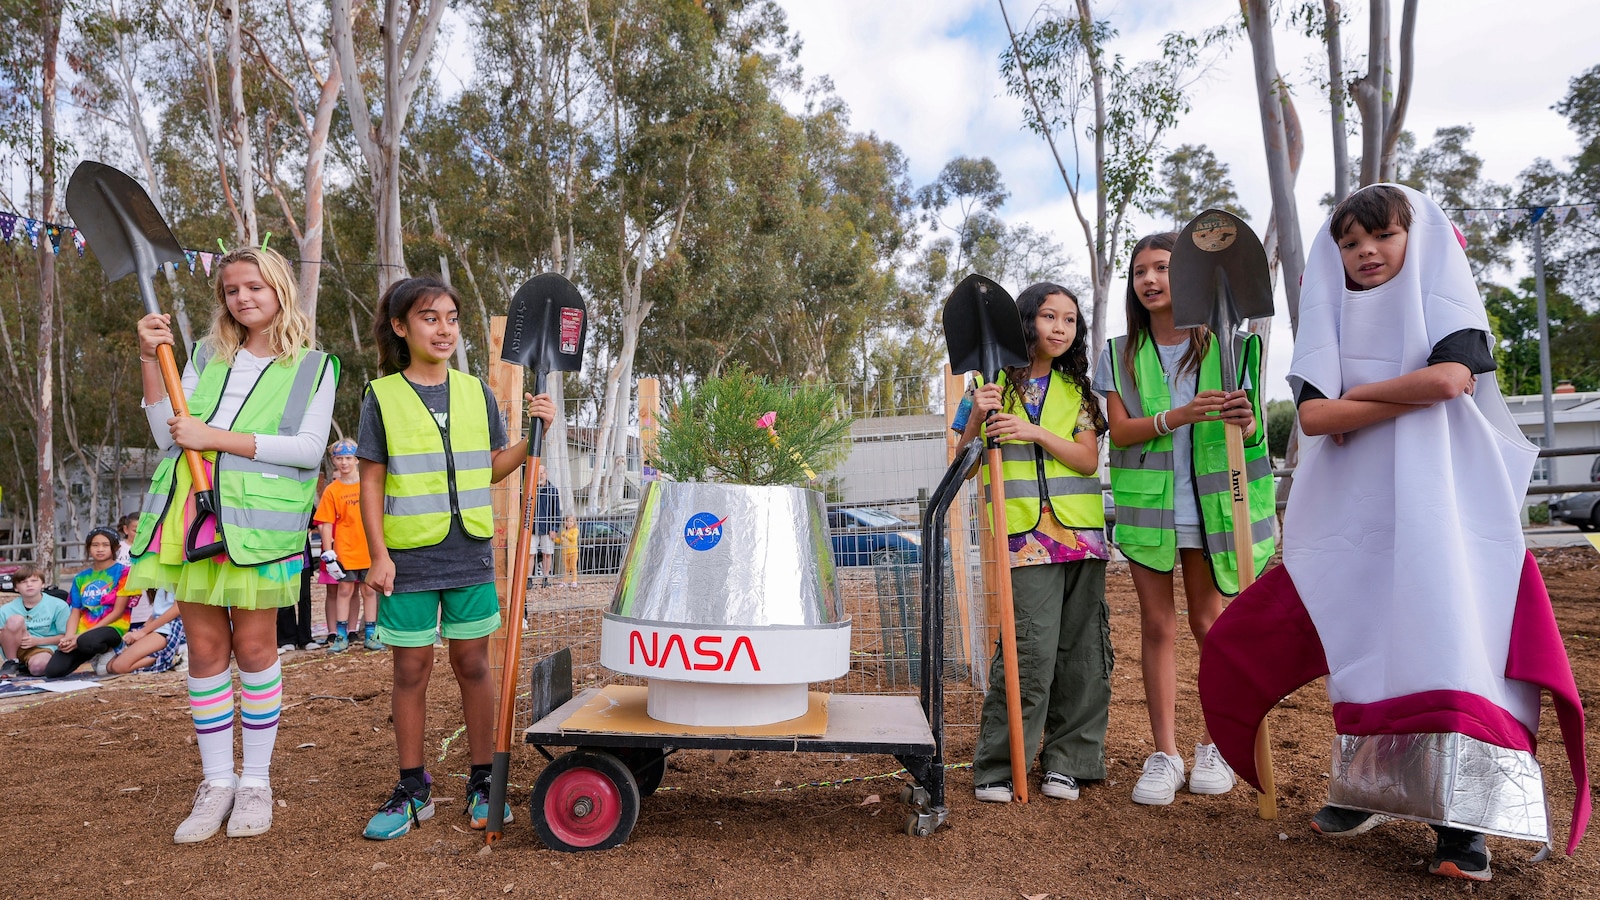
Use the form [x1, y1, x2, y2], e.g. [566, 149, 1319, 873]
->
[356, 375, 510, 592]
[1093, 338, 1201, 527]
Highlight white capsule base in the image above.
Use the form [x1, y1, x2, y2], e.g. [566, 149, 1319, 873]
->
[645, 680, 810, 728]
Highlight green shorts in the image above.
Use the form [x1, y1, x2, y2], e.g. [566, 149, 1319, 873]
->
[376, 582, 501, 647]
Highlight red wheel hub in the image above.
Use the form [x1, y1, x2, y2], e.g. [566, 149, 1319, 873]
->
[542, 767, 623, 848]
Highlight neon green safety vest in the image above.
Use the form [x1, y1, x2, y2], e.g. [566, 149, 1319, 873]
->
[1105, 334, 1274, 593]
[978, 369, 1105, 535]
[369, 370, 495, 549]
[132, 346, 336, 566]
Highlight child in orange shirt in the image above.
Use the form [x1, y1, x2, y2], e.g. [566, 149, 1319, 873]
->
[314, 440, 378, 652]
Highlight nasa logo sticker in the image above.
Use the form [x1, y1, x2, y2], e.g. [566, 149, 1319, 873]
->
[683, 512, 727, 551]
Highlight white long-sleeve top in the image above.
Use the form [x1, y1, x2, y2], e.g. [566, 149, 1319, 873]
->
[143, 348, 336, 470]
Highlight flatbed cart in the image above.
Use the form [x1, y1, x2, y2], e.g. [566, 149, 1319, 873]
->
[517, 441, 982, 852]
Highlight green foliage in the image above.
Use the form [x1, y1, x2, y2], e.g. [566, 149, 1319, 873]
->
[654, 366, 853, 486]
[1265, 398, 1294, 462]
[1145, 143, 1242, 231]
[1484, 279, 1600, 394]
[1527, 502, 1550, 526]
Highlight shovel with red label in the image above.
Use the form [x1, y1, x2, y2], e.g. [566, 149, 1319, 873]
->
[486, 273, 587, 844]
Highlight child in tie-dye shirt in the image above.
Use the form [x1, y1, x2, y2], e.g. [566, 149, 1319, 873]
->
[45, 527, 130, 678]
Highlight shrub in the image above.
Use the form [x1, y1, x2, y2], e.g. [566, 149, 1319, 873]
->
[654, 366, 853, 486]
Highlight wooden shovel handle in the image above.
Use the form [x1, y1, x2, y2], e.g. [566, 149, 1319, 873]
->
[157, 343, 212, 493]
[486, 454, 541, 843]
[1224, 421, 1276, 819]
[985, 447, 1028, 803]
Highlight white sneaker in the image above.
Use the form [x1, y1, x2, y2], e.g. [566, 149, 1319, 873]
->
[1189, 742, 1236, 795]
[277, 643, 294, 654]
[91, 650, 116, 676]
[174, 779, 236, 843]
[226, 784, 274, 838]
[1041, 771, 1080, 800]
[1131, 751, 1187, 806]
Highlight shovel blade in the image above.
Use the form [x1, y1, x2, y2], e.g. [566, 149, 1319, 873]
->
[1170, 209, 1274, 334]
[501, 273, 587, 374]
[65, 161, 185, 290]
[941, 273, 1030, 381]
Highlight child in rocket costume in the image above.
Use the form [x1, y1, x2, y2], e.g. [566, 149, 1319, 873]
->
[1199, 184, 1589, 882]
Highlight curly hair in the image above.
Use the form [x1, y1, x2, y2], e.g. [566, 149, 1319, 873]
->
[1001, 282, 1108, 436]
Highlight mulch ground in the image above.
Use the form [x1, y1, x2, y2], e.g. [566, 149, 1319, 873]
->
[2, 547, 1597, 899]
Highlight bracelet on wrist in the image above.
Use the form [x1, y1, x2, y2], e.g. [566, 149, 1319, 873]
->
[140, 355, 157, 364]
[1155, 410, 1171, 436]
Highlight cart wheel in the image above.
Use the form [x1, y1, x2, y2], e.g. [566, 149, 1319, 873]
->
[903, 814, 921, 836]
[899, 784, 915, 806]
[531, 750, 640, 852]
[611, 747, 669, 797]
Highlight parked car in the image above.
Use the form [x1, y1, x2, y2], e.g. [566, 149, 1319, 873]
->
[828, 507, 922, 567]
[1548, 457, 1600, 531]
[576, 513, 635, 575]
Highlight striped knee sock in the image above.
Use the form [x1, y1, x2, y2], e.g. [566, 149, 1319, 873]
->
[187, 670, 236, 784]
[238, 661, 282, 788]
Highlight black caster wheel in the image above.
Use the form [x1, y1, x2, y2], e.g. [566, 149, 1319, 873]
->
[899, 784, 915, 806]
[610, 747, 669, 797]
[530, 750, 640, 852]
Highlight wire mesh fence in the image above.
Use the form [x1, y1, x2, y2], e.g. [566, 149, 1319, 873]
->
[500, 370, 998, 735]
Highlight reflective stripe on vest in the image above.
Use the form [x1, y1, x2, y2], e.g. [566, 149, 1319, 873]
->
[132, 347, 334, 565]
[978, 369, 1105, 534]
[369, 370, 495, 549]
[1105, 334, 1275, 592]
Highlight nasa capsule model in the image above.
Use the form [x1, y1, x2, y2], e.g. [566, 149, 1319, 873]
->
[598, 480, 851, 726]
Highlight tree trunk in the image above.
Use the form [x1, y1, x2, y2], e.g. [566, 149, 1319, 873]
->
[36, 0, 60, 576]
[1076, 0, 1111, 360]
[1323, 0, 1350, 204]
[1354, 0, 1387, 187]
[1244, 0, 1305, 333]
[223, 0, 258, 246]
[1378, 0, 1416, 182]
[297, 53, 341, 329]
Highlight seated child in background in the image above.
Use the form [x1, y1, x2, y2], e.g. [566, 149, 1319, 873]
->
[46, 527, 131, 678]
[0, 565, 69, 677]
[110, 587, 185, 674]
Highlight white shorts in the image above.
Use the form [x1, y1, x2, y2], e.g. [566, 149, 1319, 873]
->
[533, 534, 556, 555]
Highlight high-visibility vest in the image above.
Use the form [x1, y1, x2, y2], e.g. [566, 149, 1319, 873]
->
[132, 346, 336, 566]
[978, 369, 1105, 535]
[1105, 334, 1274, 592]
[369, 370, 495, 549]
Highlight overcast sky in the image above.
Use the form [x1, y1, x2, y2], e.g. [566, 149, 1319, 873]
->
[774, 0, 1594, 399]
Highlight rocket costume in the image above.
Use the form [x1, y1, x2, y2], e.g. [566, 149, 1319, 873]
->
[1199, 185, 1589, 854]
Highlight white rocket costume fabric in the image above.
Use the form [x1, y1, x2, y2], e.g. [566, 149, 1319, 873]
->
[1199, 185, 1589, 853]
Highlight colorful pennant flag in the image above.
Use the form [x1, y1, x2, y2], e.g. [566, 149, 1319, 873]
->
[73, 228, 85, 256]
[199, 251, 213, 276]
[0, 212, 14, 243]
[21, 217, 39, 247]
[185, 249, 197, 273]
[45, 225, 62, 255]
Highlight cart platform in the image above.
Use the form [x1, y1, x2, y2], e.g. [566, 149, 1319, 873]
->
[524, 687, 936, 756]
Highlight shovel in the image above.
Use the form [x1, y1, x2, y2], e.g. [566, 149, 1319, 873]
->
[941, 273, 1032, 803]
[66, 161, 225, 561]
[485, 273, 587, 844]
[1169, 208, 1277, 819]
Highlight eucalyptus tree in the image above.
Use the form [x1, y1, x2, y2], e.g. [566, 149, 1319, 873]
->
[1144, 144, 1242, 231]
[998, 0, 1222, 360]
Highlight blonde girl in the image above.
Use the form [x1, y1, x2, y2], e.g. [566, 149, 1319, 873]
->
[130, 247, 337, 842]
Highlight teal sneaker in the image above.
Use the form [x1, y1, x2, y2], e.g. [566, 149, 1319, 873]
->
[465, 772, 513, 830]
[326, 634, 349, 653]
[362, 774, 433, 840]
[365, 634, 388, 652]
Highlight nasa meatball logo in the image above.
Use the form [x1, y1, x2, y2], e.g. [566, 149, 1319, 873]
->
[683, 512, 728, 551]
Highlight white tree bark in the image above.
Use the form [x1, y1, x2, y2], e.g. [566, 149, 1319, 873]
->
[1244, 0, 1305, 332]
[223, 0, 258, 246]
[331, 0, 448, 294]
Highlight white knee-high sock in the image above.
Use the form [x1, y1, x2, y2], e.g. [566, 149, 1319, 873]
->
[187, 669, 236, 785]
[237, 661, 282, 788]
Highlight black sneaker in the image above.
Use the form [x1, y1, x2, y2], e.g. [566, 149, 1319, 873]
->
[1310, 805, 1390, 837]
[1041, 771, 1080, 800]
[973, 781, 1013, 803]
[1430, 827, 1492, 882]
